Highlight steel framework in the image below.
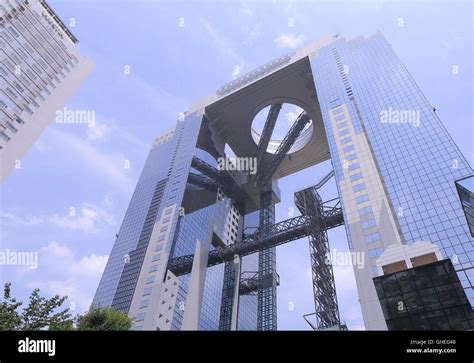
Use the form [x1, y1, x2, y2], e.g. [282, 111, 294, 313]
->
[187, 172, 218, 193]
[218, 261, 238, 330]
[295, 184, 341, 330]
[255, 103, 282, 167]
[257, 190, 278, 330]
[183, 110, 344, 330]
[167, 202, 343, 275]
[239, 271, 281, 295]
[255, 111, 311, 189]
[190, 156, 245, 212]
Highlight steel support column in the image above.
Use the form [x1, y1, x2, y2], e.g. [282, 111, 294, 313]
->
[218, 261, 238, 330]
[257, 190, 278, 330]
[295, 186, 341, 329]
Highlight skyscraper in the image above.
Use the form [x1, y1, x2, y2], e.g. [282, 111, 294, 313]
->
[93, 32, 473, 330]
[0, 0, 93, 182]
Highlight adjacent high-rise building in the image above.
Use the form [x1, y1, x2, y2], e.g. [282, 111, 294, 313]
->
[0, 0, 93, 182]
[93, 32, 473, 330]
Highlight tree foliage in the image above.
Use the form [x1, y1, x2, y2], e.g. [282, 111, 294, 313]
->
[0, 283, 22, 330]
[0, 282, 132, 331]
[77, 307, 133, 331]
[0, 282, 73, 331]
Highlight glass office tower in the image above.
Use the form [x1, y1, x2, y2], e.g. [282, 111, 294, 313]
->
[310, 32, 473, 329]
[0, 0, 93, 182]
[93, 32, 473, 330]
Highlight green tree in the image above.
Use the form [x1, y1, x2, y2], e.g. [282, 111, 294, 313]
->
[77, 307, 132, 331]
[0, 282, 74, 331]
[0, 283, 22, 330]
[21, 288, 73, 331]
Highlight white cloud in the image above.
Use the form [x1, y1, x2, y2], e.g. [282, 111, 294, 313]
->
[239, 5, 254, 16]
[200, 18, 246, 67]
[242, 23, 262, 46]
[26, 241, 108, 313]
[87, 122, 110, 141]
[49, 128, 135, 192]
[0, 212, 43, 226]
[286, 111, 297, 125]
[1, 201, 117, 234]
[48, 203, 117, 234]
[274, 33, 305, 49]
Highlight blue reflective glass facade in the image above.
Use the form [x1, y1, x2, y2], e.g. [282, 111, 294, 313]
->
[311, 33, 474, 307]
[92, 143, 172, 308]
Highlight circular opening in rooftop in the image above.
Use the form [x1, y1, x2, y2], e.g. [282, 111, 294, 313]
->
[251, 102, 313, 155]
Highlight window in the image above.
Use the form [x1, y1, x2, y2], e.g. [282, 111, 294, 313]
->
[7, 26, 20, 38]
[362, 219, 377, 229]
[353, 183, 366, 193]
[350, 173, 363, 182]
[5, 122, 17, 133]
[155, 245, 163, 252]
[336, 121, 347, 129]
[0, 131, 11, 142]
[359, 206, 373, 216]
[346, 153, 357, 161]
[143, 287, 152, 296]
[343, 145, 354, 153]
[139, 300, 149, 309]
[368, 247, 384, 258]
[149, 264, 158, 272]
[365, 232, 380, 243]
[356, 194, 369, 204]
[348, 162, 360, 172]
[340, 136, 352, 145]
[145, 276, 155, 284]
[135, 313, 146, 322]
[152, 254, 161, 262]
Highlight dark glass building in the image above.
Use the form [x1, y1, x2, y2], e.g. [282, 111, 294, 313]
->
[374, 259, 474, 330]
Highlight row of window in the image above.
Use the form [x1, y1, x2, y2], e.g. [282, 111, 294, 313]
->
[332, 103, 383, 272]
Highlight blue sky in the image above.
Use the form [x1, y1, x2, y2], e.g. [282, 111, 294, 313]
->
[0, 0, 472, 330]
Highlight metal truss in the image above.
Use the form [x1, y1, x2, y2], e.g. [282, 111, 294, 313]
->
[218, 261, 238, 330]
[189, 157, 245, 212]
[167, 203, 343, 276]
[295, 177, 342, 330]
[239, 271, 280, 296]
[257, 190, 278, 330]
[187, 172, 218, 193]
[181, 161, 345, 331]
[256, 112, 311, 189]
[256, 103, 282, 166]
